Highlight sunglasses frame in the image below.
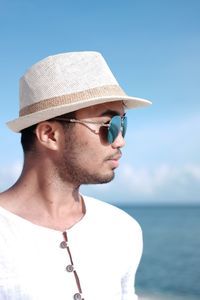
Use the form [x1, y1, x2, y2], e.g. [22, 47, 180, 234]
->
[53, 114, 127, 144]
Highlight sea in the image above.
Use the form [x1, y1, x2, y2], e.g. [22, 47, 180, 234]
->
[119, 205, 200, 300]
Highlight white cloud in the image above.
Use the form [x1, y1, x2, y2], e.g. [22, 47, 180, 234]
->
[118, 163, 200, 204]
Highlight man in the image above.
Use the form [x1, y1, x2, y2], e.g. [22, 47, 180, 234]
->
[0, 51, 151, 300]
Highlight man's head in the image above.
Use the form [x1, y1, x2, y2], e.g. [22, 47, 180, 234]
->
[7, 51, 151, 186]
[7, 51, 151, 133]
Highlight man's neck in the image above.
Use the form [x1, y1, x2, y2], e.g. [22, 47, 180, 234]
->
[0, 171, 85, 231]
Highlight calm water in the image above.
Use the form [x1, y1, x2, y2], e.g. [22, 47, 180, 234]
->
[120, 205, 200, 300]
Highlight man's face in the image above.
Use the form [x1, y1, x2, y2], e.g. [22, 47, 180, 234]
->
[58, 101, 126, 186]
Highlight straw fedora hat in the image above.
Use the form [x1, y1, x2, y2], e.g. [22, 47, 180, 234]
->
[7, 51, 152, 132]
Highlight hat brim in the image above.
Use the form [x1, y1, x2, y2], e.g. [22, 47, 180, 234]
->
[7, 96, 152, 132]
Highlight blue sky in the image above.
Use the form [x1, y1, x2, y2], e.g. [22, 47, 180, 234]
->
[0, 0, 200, 205]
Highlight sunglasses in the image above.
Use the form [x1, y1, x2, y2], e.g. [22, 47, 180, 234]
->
[54, 114, 127, 144]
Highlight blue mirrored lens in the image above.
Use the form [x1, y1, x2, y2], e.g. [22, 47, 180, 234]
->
[107, 115, 127, 144]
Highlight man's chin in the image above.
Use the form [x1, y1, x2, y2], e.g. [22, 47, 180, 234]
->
[82, 171, 115, 185]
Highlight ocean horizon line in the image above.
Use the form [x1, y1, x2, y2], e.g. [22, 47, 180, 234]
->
[117, 202, 200, 208]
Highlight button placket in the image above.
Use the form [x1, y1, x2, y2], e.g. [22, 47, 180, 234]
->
[60, 231, 84, 300]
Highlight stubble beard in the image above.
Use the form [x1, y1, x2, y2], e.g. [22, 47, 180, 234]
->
[57, 130, 115, 186]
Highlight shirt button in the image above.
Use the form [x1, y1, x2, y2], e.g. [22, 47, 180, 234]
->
[60, 241, 67, 248]
[66, 264, 74, 272]
[73, 293, 82, 300]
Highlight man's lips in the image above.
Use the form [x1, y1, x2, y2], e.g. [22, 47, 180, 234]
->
[109, 154, 122, 161]
[105, 152, 122, 167]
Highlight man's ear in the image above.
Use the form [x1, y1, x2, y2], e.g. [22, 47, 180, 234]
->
[35, 121, 60, 150]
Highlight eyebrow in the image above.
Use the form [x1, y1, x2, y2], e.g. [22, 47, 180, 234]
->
[99, 110, 125, 117]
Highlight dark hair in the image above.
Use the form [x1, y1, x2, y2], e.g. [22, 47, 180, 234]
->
[21, 124, 37, 153]
[20, 112, 76, 153]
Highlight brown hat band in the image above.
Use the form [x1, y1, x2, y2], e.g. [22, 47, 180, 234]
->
[19, 84, 126, 117]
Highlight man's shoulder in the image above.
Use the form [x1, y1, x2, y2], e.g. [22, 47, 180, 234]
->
[83, 195, 141, 232]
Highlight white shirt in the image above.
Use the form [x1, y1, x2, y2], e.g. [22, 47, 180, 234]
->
[0, 196, 142, 300]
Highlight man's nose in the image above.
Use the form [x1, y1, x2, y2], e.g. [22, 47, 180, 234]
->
[111, 131, 126, 148]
